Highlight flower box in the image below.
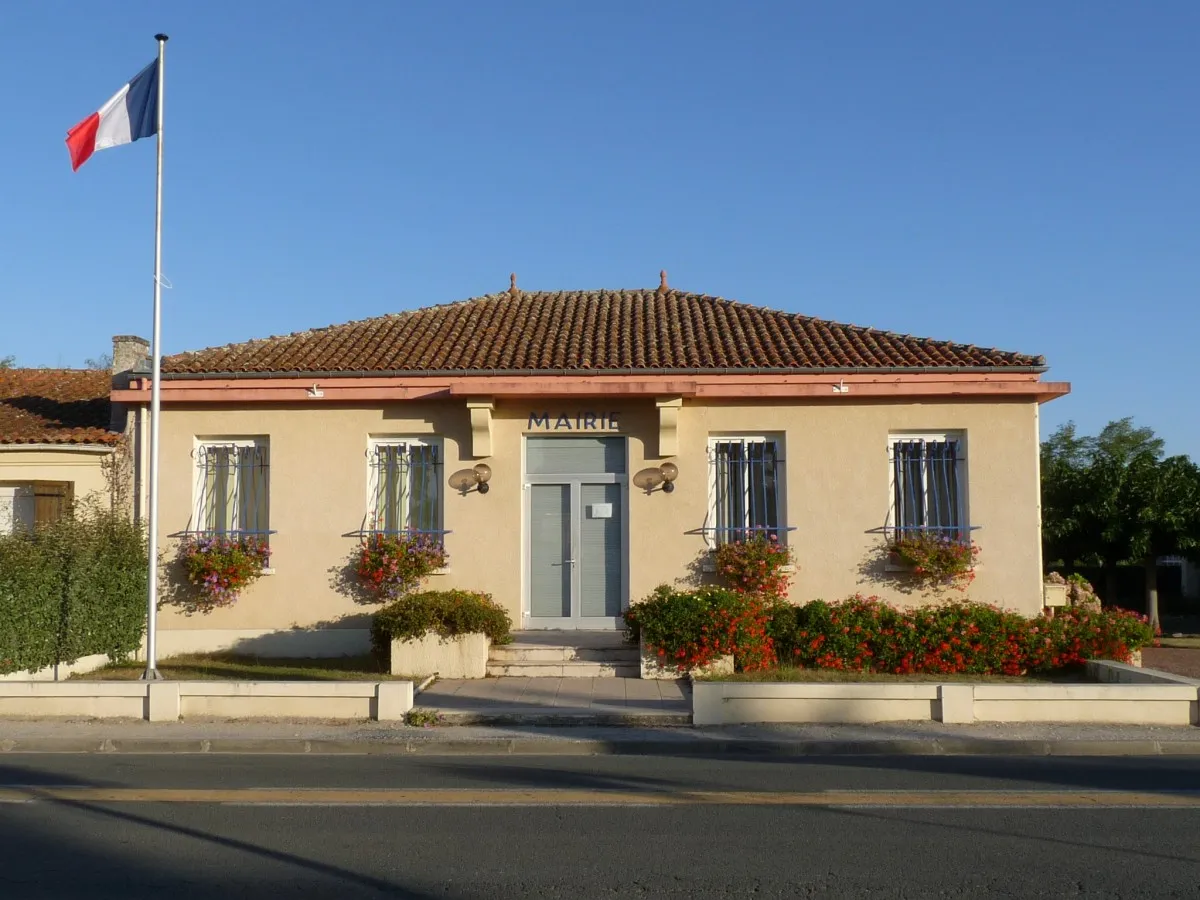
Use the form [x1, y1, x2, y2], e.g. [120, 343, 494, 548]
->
[390, 632, 489, 679]
[638, 636, 733, 680]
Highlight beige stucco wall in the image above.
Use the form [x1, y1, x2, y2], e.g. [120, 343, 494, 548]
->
[0, 448, 111, 504]
[151, 396, 1044, 652]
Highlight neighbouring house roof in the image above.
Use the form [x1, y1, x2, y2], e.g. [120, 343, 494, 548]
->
[0, 369, 117, 445]
[162, 288, 1045, 376]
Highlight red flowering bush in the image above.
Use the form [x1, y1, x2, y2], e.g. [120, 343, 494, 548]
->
[714, 534, 794, 601]
[624, 585, 777, 673]
[356, 533, 448, 601]
[890, 532, 980, 591]
[769, 595, 1154, 676]
[179, 536, 271, 612]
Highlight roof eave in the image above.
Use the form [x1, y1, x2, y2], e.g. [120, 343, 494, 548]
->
[161, 364, 1049, 380]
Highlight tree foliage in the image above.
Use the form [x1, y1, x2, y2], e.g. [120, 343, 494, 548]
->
[1041, 418, 1200, 627]
[0, 355, 14, 369]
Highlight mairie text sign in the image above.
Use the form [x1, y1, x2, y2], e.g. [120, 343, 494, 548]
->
[527, 412, 620, 432]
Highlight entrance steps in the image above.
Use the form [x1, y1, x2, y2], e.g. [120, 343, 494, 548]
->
[488, 631, 639, 677]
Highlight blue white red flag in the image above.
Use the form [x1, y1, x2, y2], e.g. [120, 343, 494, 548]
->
[65, 60, 158, 171]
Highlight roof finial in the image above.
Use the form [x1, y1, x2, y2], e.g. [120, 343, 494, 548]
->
[658, 269, 668, 292]
[509, 272, 519, 298]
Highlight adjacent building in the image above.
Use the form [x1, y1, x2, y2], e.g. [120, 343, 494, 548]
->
[112, 281, 1070, 656]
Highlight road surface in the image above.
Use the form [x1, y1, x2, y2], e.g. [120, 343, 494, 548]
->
[1, 752, 1198, 898]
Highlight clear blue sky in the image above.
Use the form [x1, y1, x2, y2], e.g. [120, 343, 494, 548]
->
[2, 2, 1197, 456]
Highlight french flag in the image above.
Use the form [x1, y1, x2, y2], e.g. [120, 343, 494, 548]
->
[65, 60, 158, 171]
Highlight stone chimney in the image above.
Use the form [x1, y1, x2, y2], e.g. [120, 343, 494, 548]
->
[109, 335, 149, 431]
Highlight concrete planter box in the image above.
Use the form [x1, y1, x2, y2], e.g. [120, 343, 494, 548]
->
[390, 632, 489, 679]
[639, 637, 733, 680]
[693, 666, 1200, 726]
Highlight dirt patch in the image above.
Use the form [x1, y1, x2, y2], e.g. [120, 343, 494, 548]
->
[1142, 648, 1200, 680]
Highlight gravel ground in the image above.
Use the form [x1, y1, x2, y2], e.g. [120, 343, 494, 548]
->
[1143, 647, 1200, 680]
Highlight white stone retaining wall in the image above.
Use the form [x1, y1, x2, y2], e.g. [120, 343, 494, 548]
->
[693, 663, 1200, 727]
[0, 681, 414, 722]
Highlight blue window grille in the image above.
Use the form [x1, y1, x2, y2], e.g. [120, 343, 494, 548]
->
[709, 438, 785, 544]
[194, 442, 271, 541]
[368, 441, 444, 540]
[889, 438, 965, 541]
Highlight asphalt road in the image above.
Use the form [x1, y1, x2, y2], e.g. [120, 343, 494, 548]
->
[1, 753, 1199, 899]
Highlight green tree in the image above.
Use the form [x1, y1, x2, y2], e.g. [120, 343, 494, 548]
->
[1122, 454, 1200, 628]
[1041, 418, 1200, 628]
[0, 355, 14, 368]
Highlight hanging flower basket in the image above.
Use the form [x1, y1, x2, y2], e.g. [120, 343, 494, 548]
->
[356, 532, 448, 601]
[888, 532, 979, 591]
[713, 533, 795, 602]
[179, 536, 271, 611]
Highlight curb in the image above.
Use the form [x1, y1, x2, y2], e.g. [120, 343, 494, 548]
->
[2, 737, 1199, 756]
[429, 710, 692, 727]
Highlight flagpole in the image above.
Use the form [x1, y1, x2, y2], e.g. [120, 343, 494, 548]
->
[142, 33, 168, 681]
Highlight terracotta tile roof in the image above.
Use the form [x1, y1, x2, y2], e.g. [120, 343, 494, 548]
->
[163, 289, 1045, 376]
[0, 369, 117, 445]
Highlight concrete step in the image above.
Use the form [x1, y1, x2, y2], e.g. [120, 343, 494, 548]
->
[485, 661, 641, 678]
[489, 645, 639, 664]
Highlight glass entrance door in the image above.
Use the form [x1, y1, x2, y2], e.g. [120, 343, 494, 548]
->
[525, 438, 626, 629]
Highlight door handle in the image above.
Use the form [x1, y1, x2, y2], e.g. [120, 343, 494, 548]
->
[551, 559, 576, 566]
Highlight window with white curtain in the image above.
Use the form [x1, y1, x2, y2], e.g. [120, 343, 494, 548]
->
[367, 438, 443, 537]
[193, 439, 270, 540]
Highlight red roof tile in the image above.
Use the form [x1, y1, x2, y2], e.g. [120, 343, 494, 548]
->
[0, 369, 117, 445]
[163, 289, 1045, 376]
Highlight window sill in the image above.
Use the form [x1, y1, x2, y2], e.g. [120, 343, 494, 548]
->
[430, 567, 451, 576]
[260, 567, 276, 576]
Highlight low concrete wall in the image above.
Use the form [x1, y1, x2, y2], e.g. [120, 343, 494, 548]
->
[972, 685, 1198, 726]
[0, 654, 114, 682]
[0, 682, 147, 719]
[1087, 660, 1200, 686]
[391, 633, 488, 678]
[692, 682, 939, 725]
[0, 680, 413, 722]
[692, 678, 1200, 726]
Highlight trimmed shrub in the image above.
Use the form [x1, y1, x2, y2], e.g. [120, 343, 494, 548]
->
[0, 504, 148, 676]
[624, 585, 776, 673]
[770, 595, 1153, 676]
[371, 589, 512, 656]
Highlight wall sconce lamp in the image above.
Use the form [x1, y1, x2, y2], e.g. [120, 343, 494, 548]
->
[632, 461, 679, 494]
[449, 463, 492, 494]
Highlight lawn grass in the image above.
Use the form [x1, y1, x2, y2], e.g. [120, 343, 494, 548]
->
[71, 653, 421, 682]
[696, 666, 1085, 684]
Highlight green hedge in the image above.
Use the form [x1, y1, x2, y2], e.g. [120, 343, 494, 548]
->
[0, 505, 148, 675]
[371, 589, 512, 656]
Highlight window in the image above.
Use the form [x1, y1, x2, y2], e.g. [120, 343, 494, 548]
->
[194, 440, 270, 539]
[0, 482, 72, 534]
[708, 437, 784, 545]
[889, 435, 965, 540]
[367, 438, 443, 537]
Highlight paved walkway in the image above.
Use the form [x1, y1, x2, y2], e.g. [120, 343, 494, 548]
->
[416, 676, 689, 721]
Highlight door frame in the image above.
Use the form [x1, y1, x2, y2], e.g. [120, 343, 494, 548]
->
[521, 440, 629, 630]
